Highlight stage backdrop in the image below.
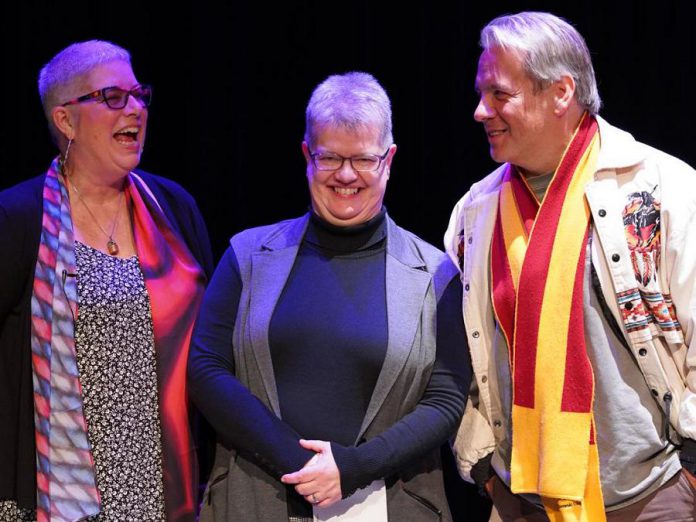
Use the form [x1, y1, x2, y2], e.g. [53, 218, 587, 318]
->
[3, 2, 692, 520]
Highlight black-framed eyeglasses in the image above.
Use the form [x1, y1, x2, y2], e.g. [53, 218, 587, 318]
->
[308, 147, 391, 172]
[61, 84, 153, 110]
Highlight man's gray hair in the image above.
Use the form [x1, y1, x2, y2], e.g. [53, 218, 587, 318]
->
[38, 40, 131, 139]
[481, 12, 601, 114]
[304, 72, 393, 149]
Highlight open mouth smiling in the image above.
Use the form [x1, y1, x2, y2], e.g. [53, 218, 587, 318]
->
[114, 126, 139, 144]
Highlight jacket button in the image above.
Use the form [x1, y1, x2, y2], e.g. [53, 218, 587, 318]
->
[481, 375, 488, 383]
[598, 209, 607, 217]
[625, 302, 634, 311]
[468, 236, 473, 244]
[472, 331, 480, 338]
[493, 420, 502, 428]
[465, 283, 470, 292]
[639, 348, 647, 356]
[651, 389, 659, 397]
[612, 253, 620, 262]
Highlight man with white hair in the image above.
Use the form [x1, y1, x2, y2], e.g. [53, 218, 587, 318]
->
[446, 11, 696, 521]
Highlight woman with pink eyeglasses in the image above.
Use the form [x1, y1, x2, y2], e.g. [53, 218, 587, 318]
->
[0, 40, 213, 522]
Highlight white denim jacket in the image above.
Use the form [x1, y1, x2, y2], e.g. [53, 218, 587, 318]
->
[444, 117, 696, 482]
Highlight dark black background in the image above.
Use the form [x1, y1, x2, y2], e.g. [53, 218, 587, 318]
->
[3, 2, 693, 259]
[2, 2, 692, 519]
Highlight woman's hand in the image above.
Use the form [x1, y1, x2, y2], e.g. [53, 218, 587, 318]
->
[281, 439, 342, 508]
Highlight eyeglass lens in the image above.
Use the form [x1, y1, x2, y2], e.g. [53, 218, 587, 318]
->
[103, 86, 152, 109]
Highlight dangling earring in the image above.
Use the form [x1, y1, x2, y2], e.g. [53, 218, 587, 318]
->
[60, 138, 73, 175]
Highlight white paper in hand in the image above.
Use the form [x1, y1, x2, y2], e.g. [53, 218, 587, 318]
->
[313, 479, 387, 522]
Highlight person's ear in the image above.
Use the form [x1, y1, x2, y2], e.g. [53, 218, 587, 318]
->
[52, 106, 76, 140]
[302, 141, 311, 164]
[553, 74, 576, 116]
[383, 144, 397, 178]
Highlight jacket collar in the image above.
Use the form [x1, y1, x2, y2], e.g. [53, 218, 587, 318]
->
[595, 115, 647, 171]
[260, 212, 427, 270]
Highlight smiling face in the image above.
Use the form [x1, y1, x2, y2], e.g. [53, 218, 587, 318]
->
[303, 125, 396, 227]
[60, 60, 147, 180]
[474, 47, 563, 176]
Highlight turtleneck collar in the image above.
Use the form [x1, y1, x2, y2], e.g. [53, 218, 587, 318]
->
[305, 208, 387, 253]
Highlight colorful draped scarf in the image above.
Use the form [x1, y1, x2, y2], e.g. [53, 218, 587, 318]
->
[30, 159, 206, 521]
[491, 113, 606, 522]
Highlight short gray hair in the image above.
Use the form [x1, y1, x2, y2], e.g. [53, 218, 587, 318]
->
[481, 12, 601, 114]
[38, 40, 131, 139]
[304, 72, 393, 149]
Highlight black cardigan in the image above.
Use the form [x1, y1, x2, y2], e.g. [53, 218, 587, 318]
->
[0, 170, 214, 509]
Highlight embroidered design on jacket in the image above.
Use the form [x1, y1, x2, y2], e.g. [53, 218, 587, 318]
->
[616, 187, 684, 345]
[623, 187, 660, 286]
[615, 288, 683, 345]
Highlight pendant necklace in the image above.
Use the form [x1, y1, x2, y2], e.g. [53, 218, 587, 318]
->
[71, 182, 125, 256]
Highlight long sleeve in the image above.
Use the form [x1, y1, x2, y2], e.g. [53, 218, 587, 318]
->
[331, 276, 472, 496]
[669, 194, 696, 440]
[0, 205, 23, 320]
[0, 176, 43, 507]
[187, 246, 314, 477]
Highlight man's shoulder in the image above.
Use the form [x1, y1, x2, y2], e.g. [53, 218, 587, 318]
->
[645, 146, 696, 212]
[642, 144, 696, 176]
[601, 119, 696, 186]
[478, 164, 508, 191]
[598, 118, 696, 218]
[459, 164, 507, 208]
[598, 117, 695, 177]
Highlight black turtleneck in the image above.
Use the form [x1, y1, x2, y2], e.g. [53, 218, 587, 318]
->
[188, 210, 471, 516]
[269, 209, 389, 448]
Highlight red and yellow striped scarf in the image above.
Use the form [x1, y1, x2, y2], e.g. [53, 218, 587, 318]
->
[491, 113, 605, 522]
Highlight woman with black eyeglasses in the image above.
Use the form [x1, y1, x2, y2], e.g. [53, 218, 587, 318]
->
[0, 40, 213, 522]
[188, 72, 472, 522]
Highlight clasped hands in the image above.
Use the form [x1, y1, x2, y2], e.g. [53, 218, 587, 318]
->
[281, 439, 342, 508]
